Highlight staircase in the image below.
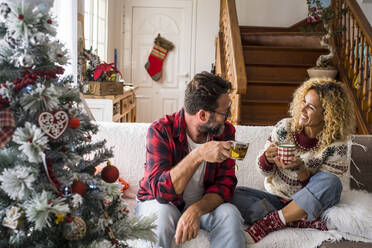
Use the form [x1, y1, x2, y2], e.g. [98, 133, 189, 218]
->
[217, 0, 372, 133]
[239, 28, 328, 125]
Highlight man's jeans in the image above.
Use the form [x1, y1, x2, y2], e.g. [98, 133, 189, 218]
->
[136, 200, 246, 248]
[232, 171, 343, 225]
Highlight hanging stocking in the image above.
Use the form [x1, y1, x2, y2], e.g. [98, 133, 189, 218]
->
[144, 34, 174, 81]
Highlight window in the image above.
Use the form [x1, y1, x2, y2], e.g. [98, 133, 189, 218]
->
[84, 0, 108, 61]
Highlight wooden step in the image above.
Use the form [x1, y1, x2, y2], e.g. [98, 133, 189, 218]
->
[240, 100, 290, 125]
[241, 33, 323, 48]
[243, 45, 328, 66]
[246, 64, 309, 82]
[246, 80, 303, 86]
[245, 83, 299, 102]
[239, 19, 324, 34]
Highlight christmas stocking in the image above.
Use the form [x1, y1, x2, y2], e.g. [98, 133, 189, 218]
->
[144, 35, 174, 81]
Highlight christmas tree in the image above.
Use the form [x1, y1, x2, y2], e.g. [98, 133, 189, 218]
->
[0, 1, 155, 247]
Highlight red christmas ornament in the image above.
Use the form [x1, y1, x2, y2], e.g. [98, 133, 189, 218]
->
[69, 118, 80, 129]
[71, 180, 86, 195]
[101, 161, 119, 183]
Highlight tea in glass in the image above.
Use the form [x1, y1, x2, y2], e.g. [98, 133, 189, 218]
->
[230, 141, 249, 160]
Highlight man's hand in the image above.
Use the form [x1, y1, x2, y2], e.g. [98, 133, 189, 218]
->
[175, 206, 201, 245]
[198, 141, 231, 163]
[264, 142, 278, 164]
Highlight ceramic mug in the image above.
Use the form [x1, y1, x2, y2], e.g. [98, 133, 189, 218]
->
[278, 144, 296, 164]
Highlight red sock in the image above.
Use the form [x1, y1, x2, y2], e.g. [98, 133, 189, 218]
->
[244, 210, 286, 243]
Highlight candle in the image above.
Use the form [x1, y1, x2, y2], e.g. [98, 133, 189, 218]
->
[114, 48, 117, 68]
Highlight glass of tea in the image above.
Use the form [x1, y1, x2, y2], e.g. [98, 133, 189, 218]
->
[230, 141, 249, 160]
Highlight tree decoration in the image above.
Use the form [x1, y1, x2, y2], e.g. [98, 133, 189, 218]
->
[37, 110, 69, 139]
[68, 117, 80, 129]
[0, 108, 15, 148]
[62, 185, 72, 197]
[70, 194, 83, 209]
[2, 206, 23, 230]
[21, 84, 60, 114]
[12, 122, 49, 163]
[17, 53, 34, 68]
[71, 179, 86, 196]
[0, 1, 155, 246]
[118, 177, 130, 192]
[44, 156, 62, 192]
[63, 216, 87, 240]
[54, 213, 66, 224]
[101, 161, 119, 183]
[0, 165, 36, 200]
[23, 191, 69, 231]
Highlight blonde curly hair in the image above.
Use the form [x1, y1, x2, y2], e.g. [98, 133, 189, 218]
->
[289, 78, 356, 150]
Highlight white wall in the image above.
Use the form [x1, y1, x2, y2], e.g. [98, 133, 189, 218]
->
[357, 0, 372, 25]
[193, 0, 220, 74]
[53, 0, 78, 84]
[236, 0, 308, 27]
[107, 0, 124, 69]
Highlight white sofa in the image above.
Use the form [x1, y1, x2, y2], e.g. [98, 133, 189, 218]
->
[93, 122, 372, 248]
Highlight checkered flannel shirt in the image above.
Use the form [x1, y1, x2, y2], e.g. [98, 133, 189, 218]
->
[137, 108, 237, 210]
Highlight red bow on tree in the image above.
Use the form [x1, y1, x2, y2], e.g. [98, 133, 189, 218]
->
[93, 63, 122, 81]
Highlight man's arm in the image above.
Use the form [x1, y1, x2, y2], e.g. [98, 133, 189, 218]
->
[175, 193, 223, 244]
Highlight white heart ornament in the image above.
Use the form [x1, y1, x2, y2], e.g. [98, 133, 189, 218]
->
[38, 111, 69, 139]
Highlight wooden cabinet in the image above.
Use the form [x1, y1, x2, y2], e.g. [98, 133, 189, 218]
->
[83, 87, 136, 122]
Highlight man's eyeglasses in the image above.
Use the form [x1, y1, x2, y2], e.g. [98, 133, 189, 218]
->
[210, 102, 231, 121]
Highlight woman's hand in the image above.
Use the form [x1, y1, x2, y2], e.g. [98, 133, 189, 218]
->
[273, 156, 304, 170]
[264, 142, 278, 163]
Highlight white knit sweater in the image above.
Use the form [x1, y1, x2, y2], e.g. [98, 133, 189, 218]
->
[256, 118, 349, 200]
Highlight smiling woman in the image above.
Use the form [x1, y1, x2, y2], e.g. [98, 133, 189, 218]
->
[232, 77, 357, 244]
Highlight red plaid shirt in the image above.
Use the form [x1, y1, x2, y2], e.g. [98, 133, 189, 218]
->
[137, 108, 237, 210]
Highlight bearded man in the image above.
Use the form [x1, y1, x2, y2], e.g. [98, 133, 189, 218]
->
[136, 71, 245, 248]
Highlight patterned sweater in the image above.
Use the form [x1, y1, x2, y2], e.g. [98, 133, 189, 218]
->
[256, 118, 349, 200]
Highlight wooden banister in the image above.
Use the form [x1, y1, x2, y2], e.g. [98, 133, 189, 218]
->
[345, 0, 372, 45]
[215, 0, 247, 124]
[332, 0, 372, 134]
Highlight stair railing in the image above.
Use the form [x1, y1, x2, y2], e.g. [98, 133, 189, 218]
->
[215, 0, 247, 124]
[332, 0, 372, 133]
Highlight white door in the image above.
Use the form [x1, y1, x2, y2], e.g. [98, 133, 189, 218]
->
[124, 0, 192, 123]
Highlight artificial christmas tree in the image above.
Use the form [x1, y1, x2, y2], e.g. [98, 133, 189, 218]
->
[0, 1, 155, 247]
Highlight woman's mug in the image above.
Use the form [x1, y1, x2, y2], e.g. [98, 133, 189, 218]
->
[230, 141, 249, 160]
[277, 144, 296, 164]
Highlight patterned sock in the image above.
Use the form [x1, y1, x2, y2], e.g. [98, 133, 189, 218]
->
[244, 210, 286, 243]
[287, 218, 328, 231]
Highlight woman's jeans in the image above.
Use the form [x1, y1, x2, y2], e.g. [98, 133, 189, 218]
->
[232, 171, 343, 225]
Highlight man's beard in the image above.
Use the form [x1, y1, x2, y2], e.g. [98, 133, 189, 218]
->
[200, 115, 225, 137]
